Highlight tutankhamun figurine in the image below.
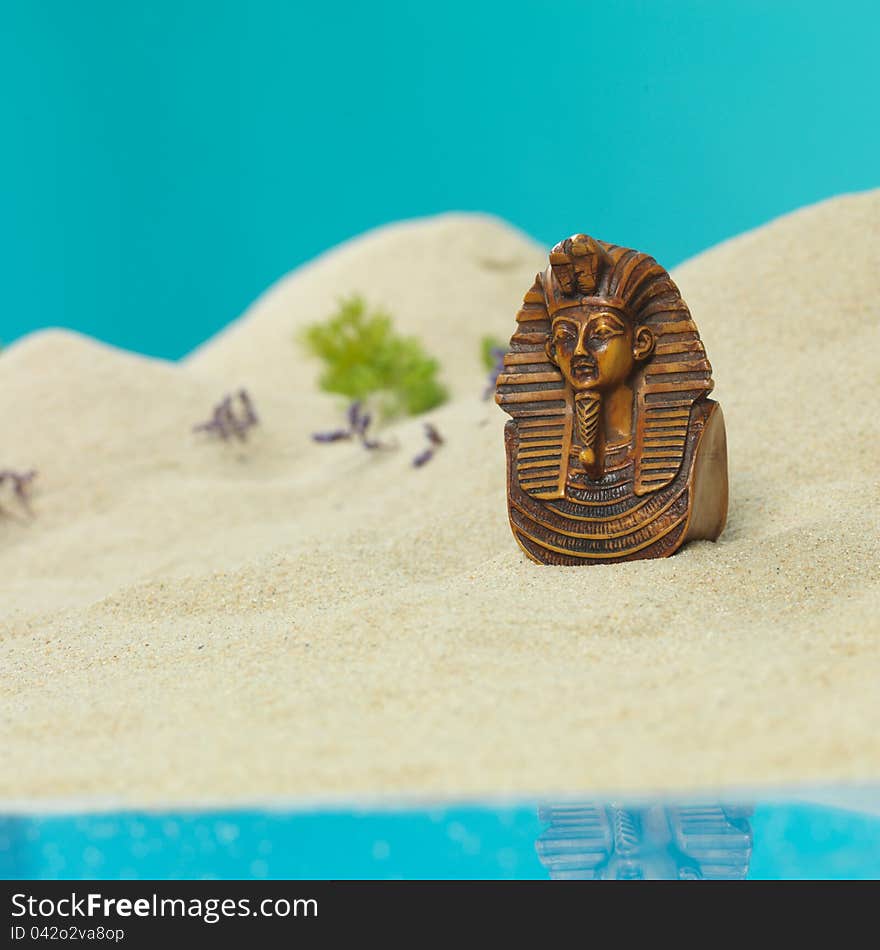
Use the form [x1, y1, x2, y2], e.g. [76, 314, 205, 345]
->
[495, 234, 727, 565]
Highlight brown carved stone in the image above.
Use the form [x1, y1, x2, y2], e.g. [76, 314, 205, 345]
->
[495, 234, 728, 565]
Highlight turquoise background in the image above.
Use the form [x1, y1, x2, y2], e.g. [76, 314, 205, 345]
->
[1, 1, 878, 359]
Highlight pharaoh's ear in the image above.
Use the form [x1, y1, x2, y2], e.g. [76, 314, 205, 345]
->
[545, 338, 557, 365]
[633, 326, 655, 362]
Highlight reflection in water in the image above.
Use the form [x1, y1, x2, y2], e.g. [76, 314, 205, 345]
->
[536, 804, 753, 880]
[5, 794, 880, 878]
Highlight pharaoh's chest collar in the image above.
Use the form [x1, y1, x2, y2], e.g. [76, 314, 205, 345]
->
[566, 441, 633, 488]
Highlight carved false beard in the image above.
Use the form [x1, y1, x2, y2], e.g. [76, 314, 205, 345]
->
[574, 391, 602, 479]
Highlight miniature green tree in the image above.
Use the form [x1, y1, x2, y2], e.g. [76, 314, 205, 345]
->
[302, 296, 448, 418]
[480, 335, 504, 369]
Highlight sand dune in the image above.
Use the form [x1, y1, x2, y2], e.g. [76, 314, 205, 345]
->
[186, 213, 546, 396]
[1, 195, 878, 807]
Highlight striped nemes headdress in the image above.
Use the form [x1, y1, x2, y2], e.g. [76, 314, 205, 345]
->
[495, 234, 714, 497]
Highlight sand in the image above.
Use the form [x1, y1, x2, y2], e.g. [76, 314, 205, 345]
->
[1, 194, 878, 809]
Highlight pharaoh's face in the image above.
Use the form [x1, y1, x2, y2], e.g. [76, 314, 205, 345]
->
[547, 306, 655, 393]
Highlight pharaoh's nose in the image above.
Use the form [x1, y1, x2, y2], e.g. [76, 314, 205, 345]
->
[574, 328, 590, 356]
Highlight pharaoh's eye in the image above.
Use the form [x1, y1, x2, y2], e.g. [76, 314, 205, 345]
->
[554, 324, 577, 343]
[590, 319, 622, 340]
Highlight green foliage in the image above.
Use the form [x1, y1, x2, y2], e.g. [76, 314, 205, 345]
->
[481, 335, 504, 369]
[302, 296, 448, 418]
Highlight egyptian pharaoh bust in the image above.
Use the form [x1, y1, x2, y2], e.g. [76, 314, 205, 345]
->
[495, 234, 727, 565]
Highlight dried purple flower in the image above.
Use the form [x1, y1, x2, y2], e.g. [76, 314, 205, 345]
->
[424, 423, 444, 447]
[313, 401, 389, 451]
[312, 429, 352, 443]
[0, 469, 37, 513]
[237, 389, 259, 429]
[412, 422, 444, 468]
[194, 390, 259, 442]
[347, 400, 363, 431]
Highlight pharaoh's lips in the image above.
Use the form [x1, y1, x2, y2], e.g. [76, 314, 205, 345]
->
[570, 357, 597, 381]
